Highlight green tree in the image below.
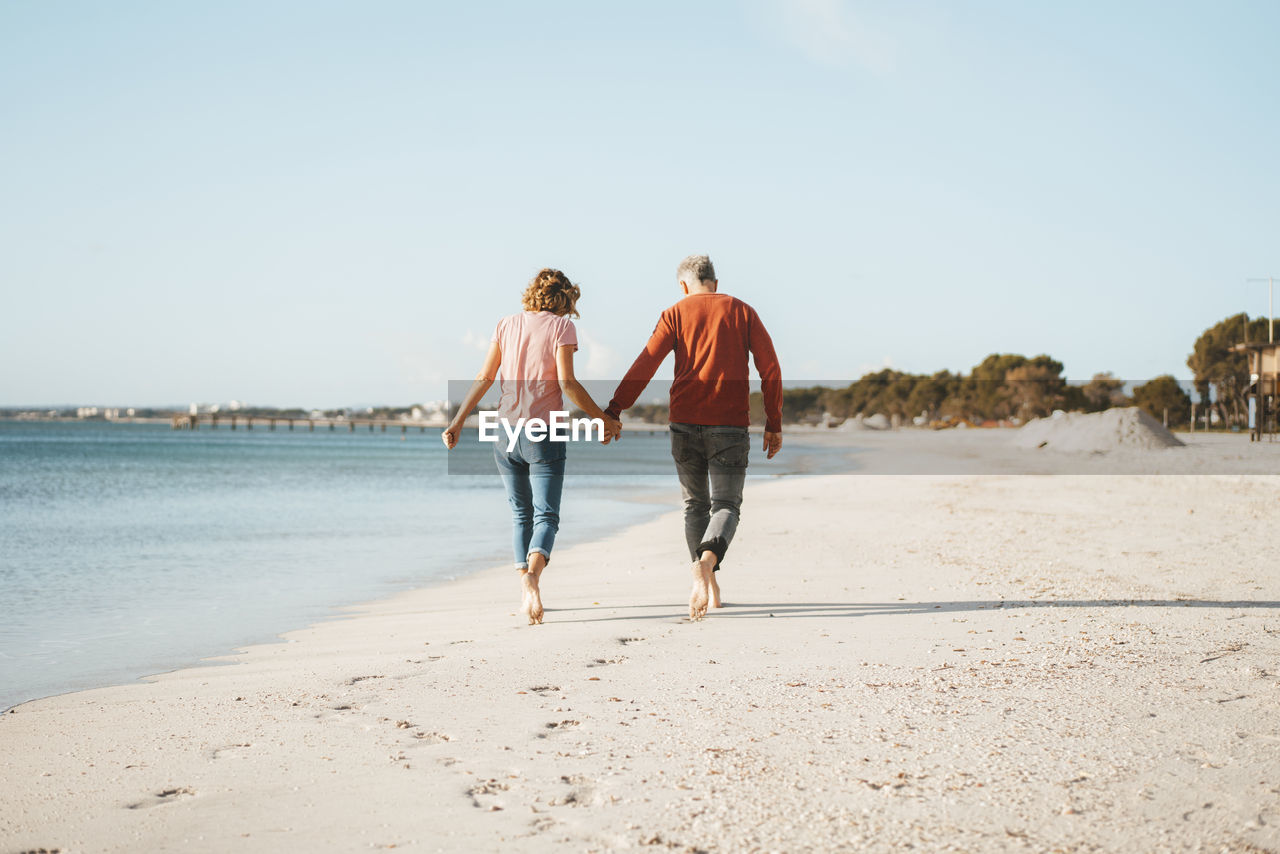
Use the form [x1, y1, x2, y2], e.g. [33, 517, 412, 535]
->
[1187, 314, 1269, 428]
[1003, 361, 1066, 419]
[1080, 372, 1126, 412]
[777, 386, 826, 423]
[967, 353, 1027, 419]
[905, 370, 959, 422]
[1132, 375, 1191, 427]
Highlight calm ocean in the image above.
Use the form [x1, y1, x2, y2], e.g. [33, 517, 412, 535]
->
[0, 420, 822, 711]
[0, 421, 682, 710]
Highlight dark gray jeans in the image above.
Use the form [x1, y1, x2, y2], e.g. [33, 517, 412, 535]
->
[669, 423, 749, 569]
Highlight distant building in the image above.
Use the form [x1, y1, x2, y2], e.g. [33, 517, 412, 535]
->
[1233, 341, 1279, 440]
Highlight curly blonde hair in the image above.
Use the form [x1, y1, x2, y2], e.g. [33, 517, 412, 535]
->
[522, 268, 581, 318]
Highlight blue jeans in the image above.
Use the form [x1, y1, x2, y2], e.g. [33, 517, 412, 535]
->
[669, 423, 749, 569]
[493, 434, 566, 569]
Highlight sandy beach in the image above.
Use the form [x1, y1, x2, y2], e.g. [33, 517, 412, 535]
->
[3, 433, 1279, 852]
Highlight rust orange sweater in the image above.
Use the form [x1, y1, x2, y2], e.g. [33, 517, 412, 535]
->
[605, 293, 783, 433]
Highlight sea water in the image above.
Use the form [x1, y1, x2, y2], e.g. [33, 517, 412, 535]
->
[0, 420, 821, 710]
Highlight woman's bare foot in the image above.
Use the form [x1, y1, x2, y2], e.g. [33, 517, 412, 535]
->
[521, 573, 540, 624]
[518, 569, 532, 617]
[689, 551, 717, 619]
[525, 553, 547, 625]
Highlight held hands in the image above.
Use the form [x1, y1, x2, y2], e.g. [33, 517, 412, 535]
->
[601, 415, 623, 445]
[763, 430, 782, 459]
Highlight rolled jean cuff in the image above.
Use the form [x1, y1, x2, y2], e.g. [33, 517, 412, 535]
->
[515, 560, 530, 570]
[527, 547, 551, 563]
[697, 537, 727, 571]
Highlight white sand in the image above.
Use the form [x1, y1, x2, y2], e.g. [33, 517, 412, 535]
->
[796, 425, 1280, 475]
[1014, 407, 1185, 453]
[2, 435, 1279, 852]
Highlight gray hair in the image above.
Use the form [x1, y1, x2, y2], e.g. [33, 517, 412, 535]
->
[676, 254, 716, 285]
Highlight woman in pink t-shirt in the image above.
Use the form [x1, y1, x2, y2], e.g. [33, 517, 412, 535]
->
[442, 269, 621, 624]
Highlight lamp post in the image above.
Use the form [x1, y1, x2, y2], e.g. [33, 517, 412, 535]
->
[1247, 276, 1274, 343]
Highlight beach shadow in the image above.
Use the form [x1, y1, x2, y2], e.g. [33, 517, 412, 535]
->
[551, 599, 1280, 624]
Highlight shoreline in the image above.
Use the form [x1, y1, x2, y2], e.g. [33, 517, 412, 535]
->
[0, 474, 679, 716]
[3, 426, 1277, 714]
[3, 469, 1278, 851]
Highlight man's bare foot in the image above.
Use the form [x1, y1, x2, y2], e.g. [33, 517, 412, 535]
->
[689, 561, 708, 620]
[710, 572, 723, 608]
[689, 552, 716, 619]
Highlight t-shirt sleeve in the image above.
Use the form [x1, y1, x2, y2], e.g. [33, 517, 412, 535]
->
[558, 318, 579, 351]
[490, 318, 503, 344]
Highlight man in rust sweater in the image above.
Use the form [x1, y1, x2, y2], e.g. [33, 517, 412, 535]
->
[605, 254, 783, 619]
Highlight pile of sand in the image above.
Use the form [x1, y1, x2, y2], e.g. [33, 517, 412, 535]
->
[836, 413, 891, 431]
[1014, 407, 1185, 453]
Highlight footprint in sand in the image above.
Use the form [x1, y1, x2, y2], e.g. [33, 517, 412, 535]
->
[545, 719, 580, 730]
[466, 778, 511, 811]
[548, 774, 596, 808]
[209, 743, 252, 760]
[528, 685, 561, 696]
[314, 702, 364, 722]
[528, 814, 558, 834]
[537, 720, 581, 739]
[395, 721, 451, 744]
[127, 786, 196, 810]
[617, 637, 644, 646]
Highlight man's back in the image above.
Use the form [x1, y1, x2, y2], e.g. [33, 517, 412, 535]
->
[607, 292, 782, 432]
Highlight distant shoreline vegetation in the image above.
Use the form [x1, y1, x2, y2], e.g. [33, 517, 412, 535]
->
[2, 312, 1265, 432]
[750, 311, 1263, 431]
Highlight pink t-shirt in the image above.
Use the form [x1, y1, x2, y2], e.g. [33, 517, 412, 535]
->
[491, 311, 578, 422]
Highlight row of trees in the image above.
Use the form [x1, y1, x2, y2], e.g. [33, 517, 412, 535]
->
[756, 356, 1191, 427]
[747, 311, 1263, 429]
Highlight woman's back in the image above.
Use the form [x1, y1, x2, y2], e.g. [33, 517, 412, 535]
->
[492, 310, 578, 423]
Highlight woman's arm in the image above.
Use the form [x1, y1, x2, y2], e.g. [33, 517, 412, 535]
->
[556, 345, 622, 443]
[442, 342, 502, 450]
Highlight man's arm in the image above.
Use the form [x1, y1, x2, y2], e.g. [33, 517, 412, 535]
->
[749, 308, 783, 457]
[604, 313, 676, 420]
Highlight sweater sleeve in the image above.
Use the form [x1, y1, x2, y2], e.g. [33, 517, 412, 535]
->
[605, 312, 676, 419]
[748, 308, 783, 433]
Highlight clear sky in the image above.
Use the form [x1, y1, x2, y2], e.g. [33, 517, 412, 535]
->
[3, 0, 1278, 408]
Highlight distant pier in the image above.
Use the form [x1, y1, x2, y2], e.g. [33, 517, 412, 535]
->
[170, 413, 445, 435]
